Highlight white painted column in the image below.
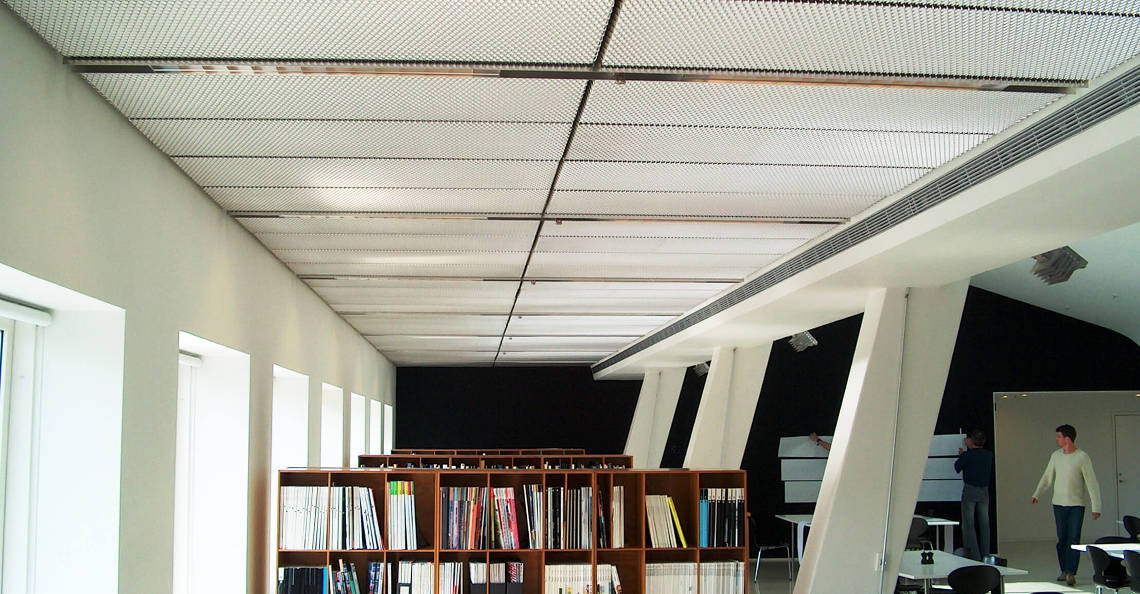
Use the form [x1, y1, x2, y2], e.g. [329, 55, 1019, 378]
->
[624, 367, 685, 468]
[793, 281, 967, 594]
[683, 344, 771, 469]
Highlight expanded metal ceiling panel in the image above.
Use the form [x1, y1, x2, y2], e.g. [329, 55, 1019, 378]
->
[546, 190, 876, 219]
[173, 157, 557, 188]
[535, 236, 807, 256]
[604, 1, 1140, 81]
[381, 351, 497, 366]
[135, 120, 572, 160]
[514, 280, 731, 315]
[346, 314, 508, 336]
[582, 81, 1060, 133]
[496, 352, 610, 363]
[311, 279, 517, 313]
[527, 252, 778, 281]
[11, 1, 612, 63]
[210, 187, 548, 214]
[557, 162, 927, 195]
[83, 74, 586, 121]
[500, 336, 640, 351]
[257, 233, 536, 252]
[367, 336, 503, 352]
[276, 249, 527, 266]
[237, 217, 538, 236]
[505, 315, 674, 336]
[540, 220, 829, 240]
[568, 126, 986, 168]
[286, 260, 524, 279]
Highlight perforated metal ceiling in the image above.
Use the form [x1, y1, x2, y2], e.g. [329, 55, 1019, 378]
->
[10, 0, 1140, 366]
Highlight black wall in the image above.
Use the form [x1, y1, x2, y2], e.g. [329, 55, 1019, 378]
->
[395, 287, 1140, 550]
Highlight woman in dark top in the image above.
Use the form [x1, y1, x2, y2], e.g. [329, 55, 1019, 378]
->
[955, 429, 994, 561]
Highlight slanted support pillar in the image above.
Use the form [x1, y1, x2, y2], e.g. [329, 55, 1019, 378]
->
[793, 281, 968, 594]
[624, 367, 685, 468]
[683, 344, 772, 469]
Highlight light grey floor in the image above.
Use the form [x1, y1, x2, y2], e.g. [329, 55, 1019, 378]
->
[748, 540, 1099, 594]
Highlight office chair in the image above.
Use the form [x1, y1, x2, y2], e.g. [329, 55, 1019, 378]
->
[946, 565, 1001, 594]
[1089, 545, 1131, 594]
[1121, 550, 1139, 594]
[748, 513, 792, 582]
[1123, 515, 1140, 542]
[906, 517, 932, 550]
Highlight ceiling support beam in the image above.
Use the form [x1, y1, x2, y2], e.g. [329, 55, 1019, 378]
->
[682, 344, 772, 469]
[624, 367, 687, 469]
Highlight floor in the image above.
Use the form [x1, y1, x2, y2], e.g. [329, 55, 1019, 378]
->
[748, 540, 1097, 594]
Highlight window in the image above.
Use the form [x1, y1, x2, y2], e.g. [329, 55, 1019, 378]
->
[320, 384, 344, 467]
[369, 400, 383, 455]
[383, 403, 394, 455]
[349, 393, 365, 467]
[270, 365, 308, 592]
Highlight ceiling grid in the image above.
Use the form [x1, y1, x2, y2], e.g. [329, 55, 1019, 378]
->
[7, 0, 1140, 365]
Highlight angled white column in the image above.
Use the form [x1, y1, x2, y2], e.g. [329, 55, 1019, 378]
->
[683, 345, 771, 469]
[624, 367, 685, 468]
[793, 281, 967, 594]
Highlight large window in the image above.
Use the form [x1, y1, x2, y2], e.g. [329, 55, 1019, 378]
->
[174, 333, 250, 594]
[270, 365, 308, 591]
[369, 399, 383, 455]
[320, 383, 344, 467]
[383, 403, 394, 454]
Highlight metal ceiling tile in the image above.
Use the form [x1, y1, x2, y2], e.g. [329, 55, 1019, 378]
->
[238, 217, 538, 236]
[275, 249, 527, 266]
[367, 336, 503, 352]
[582, 81, 1060, 133]
[603, 1, 1140, 81]
[535, 235, 807, 255]
[174, 157, 557, 188]
[568, 125, 987, 168]
[209, 187, 548, 214]
[556, 162, 926, 194]
[514, 280, 731, 314]
[83, 74, 586, 121]
[135, 120, 572, 160]
[505, 314, 674, 336]
[538, 220, 830, 240]
[346, 313, 508, 336]
[526, 252, 777, 281]
[286, 261, 524, 279]
[313, 279, 517, 314]
[258, 232, 536, 252]
[495, 351, 611, 363]
[12, 0, 613, 63]
[380, 351, 496, 366]
[546, 190, 876, 219]
[499, 336, 640, 351]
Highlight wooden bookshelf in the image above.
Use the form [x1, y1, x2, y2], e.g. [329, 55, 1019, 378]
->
[358, 453, 634, 470]
[278, 468, 746, 594]
[391, 448, 587, 455]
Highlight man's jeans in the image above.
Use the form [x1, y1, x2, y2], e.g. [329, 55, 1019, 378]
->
[1053, 504, 1085, 575]
[961, 484, 990, 561]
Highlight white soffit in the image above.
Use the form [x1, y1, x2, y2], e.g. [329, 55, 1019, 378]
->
[604, 1, 1140, 81]
[211, 187, 549, 215]
[82, 74, 586, 121]
[11, 0, 613, 63]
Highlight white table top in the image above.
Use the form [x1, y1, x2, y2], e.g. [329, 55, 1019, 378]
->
[775, 513, 959, 527]
[898, 551, 1028, 580]
[1071, 542, 1140, 558]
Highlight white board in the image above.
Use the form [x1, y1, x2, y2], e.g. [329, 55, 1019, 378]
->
[784, 479, 963, 503]
[780, 457, 959, 482]
[777, 436, 832, 458]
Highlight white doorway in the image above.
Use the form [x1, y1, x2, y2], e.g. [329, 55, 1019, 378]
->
[1114, 413, 1140, 531]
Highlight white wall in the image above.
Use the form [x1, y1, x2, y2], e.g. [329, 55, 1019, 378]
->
[0, 9, 396, 594]
[994, 390, 1140, 542]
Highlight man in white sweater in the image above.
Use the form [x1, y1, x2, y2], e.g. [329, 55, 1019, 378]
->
[1030, 424, 1102, 587]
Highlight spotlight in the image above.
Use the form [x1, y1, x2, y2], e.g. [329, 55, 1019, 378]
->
[1031, 246, 1087, 285]
[788, 331, 818, 352]
[693, 362, 710, 376]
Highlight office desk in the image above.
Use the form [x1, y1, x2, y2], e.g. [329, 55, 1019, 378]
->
[1071, 542, 1140, 558]
[898, 550, 1027, 594]
[775, 514, 960, 562]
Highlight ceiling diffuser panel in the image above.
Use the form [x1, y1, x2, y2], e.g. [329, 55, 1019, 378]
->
[11, 0, 613, 63]
[505, 315, 674, 336]
[527, 252, 777, 281]
[546, 191, 878, 219]
[238, 217, 538, 236]
[347, 314, 508, 336]
[136, 120, 572, 160]
[210, 187, 548, 214]
[582, 81, 1059, 133]
[84, 74, 586, 121]
[568, 126, 986, 168]
[540, 220, 829, 240]
[604, 1, 1140, 81]
[557, 162, 926, 194]
[173, 157, 557, 188]
[535, 236, 806, 256]
[258, 233, 535, 252]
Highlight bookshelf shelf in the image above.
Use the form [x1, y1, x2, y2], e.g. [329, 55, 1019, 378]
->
[278, 468, 746, 594]
[360, 453, 633, 470]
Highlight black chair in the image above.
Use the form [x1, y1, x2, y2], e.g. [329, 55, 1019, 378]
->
[1122, 550, 1139, 594]
[748, 513, 792, 582]
[1089, 545, 1131, 594]
[906, 516, 932, 550]
[1123, 515, 1140, 542]
[946, 565, 1001, 594]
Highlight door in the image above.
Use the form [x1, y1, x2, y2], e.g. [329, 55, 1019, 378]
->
[1114, 414, 1140, 534]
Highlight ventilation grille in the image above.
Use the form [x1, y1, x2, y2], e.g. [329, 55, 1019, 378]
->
[594, 61, 1140, 373]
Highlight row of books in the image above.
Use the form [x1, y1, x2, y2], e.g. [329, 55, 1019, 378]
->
[546, 486, 593, 549]
[699, 561, 746, 594]
[645, 495, 687, 548]
[388, 481, 419, 550]
[544, 564, 622, 594]
[471, 560, 524, 594]
[277, 561, 383, 594]
[610, 486, 626, 548]
[332, 486, 383, 550]
[646, 562, 746, 594]
[369, 463, 628, 470]
[699, 488, 745, 548]
[280, 486, 329, 550]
